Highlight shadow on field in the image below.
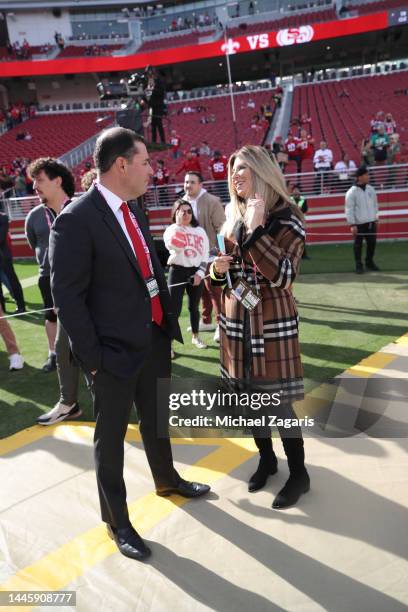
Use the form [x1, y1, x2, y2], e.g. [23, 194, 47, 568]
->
[300, 317, 408, 338]
[298, 301, 408, 321]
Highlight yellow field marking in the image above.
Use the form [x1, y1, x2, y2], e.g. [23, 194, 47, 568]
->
[294, 336, 404, 417]
[0, 428, 253, 610]
[395, 333, 408, 346]
[1, 331, 407, 606]
[345, 352, 397, 378]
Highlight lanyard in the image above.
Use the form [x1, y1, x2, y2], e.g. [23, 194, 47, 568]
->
[43, 207, 56, 230]
[43, 199, 70, 229]
[240, 257, 260, 296]
[127, 209, 154, 277]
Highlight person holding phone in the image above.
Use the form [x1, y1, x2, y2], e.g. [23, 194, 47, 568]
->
[211, 145, 310, 510]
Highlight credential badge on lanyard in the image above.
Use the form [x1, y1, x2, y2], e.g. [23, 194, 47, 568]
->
[129, 210, 159, 298]
[231, 278, 261, 311]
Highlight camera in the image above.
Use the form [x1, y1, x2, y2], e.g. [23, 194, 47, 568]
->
[96, 72, 148, 102]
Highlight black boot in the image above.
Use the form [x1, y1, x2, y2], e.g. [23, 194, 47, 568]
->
[248, 439, 278, 492]
[272, 437, 310, 508]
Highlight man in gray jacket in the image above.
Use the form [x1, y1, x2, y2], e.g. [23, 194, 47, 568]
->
[345, 166, 379, 274]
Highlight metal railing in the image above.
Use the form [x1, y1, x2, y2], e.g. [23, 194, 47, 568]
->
[3, 164, 407, 221]
[284, 163, 408, 197]
[59, 124, 114, 169]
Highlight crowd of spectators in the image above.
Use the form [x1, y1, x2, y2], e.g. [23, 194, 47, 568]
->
[82, 44, 117, 57]
[271, 106, 403, 192]
[0, 103, 37, 134]
[363, 111, 401, 165]
[1, 40, 51, 62]
[0, 158, 33, 197]
[169, 12, 217, 32]
[142, 10, 219, 36]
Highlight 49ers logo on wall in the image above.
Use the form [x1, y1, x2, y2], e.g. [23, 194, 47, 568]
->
[276, 25, 314, 46]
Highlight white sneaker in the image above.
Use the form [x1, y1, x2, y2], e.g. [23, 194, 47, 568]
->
[36, 402, 82, 426]
[9, 353, 24, 371]
[192, 336, 207, 349]
[213, 325, 220, 343]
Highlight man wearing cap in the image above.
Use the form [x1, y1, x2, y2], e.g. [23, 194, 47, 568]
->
[345, 165, 380, 274]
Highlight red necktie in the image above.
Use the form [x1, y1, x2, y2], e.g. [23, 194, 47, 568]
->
[120, 202, 163, 327]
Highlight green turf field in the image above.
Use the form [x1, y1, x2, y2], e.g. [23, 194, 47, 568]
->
[1, 241, 407, 439]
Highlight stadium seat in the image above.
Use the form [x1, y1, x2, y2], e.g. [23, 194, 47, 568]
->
[0, 112, 114, 169]
[290, 72, 408, 164]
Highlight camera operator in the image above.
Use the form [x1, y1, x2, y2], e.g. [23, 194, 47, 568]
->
[145, 66, 166, 145]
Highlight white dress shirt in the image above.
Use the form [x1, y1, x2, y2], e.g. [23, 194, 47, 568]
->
[95, 181, 137, 257]
[184, 187, 207, 219]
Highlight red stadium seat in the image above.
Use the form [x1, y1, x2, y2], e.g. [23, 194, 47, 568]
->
[290, 72, 408, 164]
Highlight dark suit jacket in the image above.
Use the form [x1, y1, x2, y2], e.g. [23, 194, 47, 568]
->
[49, 185, 182, 378]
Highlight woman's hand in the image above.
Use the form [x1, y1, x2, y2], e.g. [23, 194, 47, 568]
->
[245, 193, 265, 232]
[175, 209, 185, 225]
[213, 255, 233, 275]
[192, 273, 202, 286]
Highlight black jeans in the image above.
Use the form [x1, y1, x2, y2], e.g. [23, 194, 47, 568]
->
[354, 221, 377, 266]
[168, 265, 203, 334]
[0, 256, 25, 311]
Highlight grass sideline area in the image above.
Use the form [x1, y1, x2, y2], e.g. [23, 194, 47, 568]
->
[1, 241, 407, 439]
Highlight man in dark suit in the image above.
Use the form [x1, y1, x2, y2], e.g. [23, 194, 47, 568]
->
[0, 212, 26, 314]
[49, 127, 210, 561]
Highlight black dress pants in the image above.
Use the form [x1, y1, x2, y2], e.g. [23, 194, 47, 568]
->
[92, 324, 179, 528]
[354, 221, 377, 266]
[0, 256, 25, 310]
[151, 115, 165, 144]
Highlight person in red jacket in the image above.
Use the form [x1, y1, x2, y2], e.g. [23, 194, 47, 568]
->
[298, 128, 315, 170]
[153, 159, 170, 205]
[170, 130, 182, 159]
[176, 151, 202, 177]
[209, 150, 228, 181]
[209, 150, 228, 200]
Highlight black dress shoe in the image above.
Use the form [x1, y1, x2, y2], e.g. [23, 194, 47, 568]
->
[42, 354, 57, 372]
[272, 471, 310, 509]
[107, 524, 151, 561]
[355, 264, 364, 275]
[156, 479, 210, 498]
[248, 455, 278, 492]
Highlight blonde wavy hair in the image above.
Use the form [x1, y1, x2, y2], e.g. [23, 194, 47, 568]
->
[222, 145, 303, 238]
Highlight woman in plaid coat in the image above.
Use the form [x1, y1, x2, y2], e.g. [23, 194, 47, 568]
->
[211, 145, 310, 509]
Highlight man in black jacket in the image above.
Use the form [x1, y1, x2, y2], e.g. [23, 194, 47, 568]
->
[49, 128, 209, 561]
[0, 212, 26, 314]
[146, 66, 166, 144]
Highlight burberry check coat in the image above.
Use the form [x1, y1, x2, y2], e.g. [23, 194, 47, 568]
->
[214, 202, 305, 402]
